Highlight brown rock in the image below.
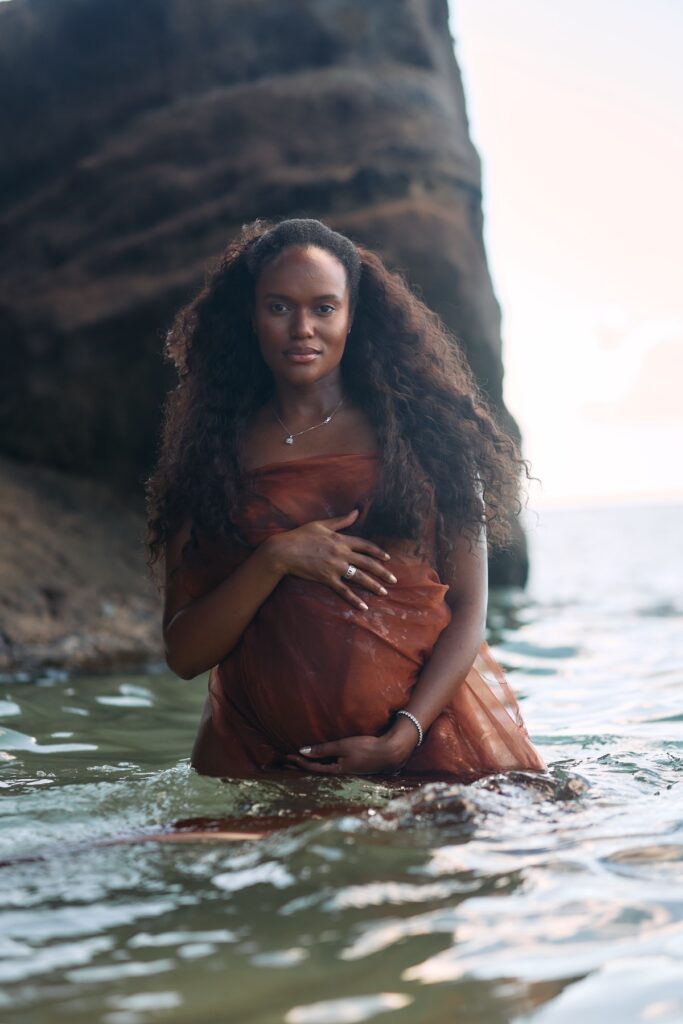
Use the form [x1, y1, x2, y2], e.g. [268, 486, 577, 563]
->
[0, 0, 528, 668]
[0, 456, 162, 673]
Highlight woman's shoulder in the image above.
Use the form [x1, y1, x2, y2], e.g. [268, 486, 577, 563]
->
[164, 514, 251, 601]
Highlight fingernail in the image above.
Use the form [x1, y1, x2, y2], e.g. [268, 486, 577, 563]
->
[360, 601, 369, 610]
[388, 574, 397, 583]
[299, 746, 312, 754]
[384, 553, 391, 560]
[379, 586, 387, 595]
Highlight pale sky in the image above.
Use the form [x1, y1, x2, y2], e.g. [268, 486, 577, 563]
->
[448, 0, 683, 507]
[4, 0, 680, 506]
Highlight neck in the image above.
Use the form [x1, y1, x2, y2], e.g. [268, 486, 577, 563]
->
[271, 374, 346, 426]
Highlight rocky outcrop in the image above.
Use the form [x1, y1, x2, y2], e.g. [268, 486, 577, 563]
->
[0, 0, 527, 670]
[0, 457, 162, 674]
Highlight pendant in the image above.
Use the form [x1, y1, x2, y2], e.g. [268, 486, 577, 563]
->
[285, 435, 294, 445]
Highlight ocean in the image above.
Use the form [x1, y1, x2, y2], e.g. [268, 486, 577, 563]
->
[1, 502, 682, 1023]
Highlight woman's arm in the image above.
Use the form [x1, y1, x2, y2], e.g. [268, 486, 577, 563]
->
[383, 519, 488, 760]
[162, 518, 285, 680]
[288, 518, 488, 774]
[163, 509, 396, 679]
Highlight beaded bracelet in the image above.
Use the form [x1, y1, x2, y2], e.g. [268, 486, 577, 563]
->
[395, 708, 423, 748]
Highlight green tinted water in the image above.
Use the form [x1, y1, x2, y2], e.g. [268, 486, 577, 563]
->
[2, 505, 682, 1023]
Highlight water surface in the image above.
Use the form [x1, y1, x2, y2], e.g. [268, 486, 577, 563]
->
[2, 503, 682, 1023]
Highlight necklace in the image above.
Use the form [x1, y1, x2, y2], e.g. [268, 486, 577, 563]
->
[273, 397, 345, 445]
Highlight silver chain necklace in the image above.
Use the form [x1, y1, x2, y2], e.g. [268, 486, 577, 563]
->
[273, 397, 345, 445]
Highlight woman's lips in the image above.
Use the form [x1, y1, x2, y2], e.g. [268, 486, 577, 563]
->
[284, 349, 321, 363]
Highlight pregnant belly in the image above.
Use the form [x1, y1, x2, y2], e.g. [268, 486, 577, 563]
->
[218, 564, 451, 750]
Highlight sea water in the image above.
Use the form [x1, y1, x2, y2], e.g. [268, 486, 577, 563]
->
[1, 503, 682, 1023]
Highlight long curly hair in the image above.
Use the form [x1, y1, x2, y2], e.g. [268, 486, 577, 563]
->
[145, 216, 534, 580]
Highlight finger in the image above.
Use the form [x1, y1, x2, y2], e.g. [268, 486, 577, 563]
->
[322, 508, 359, 529]
[328, 579, 369, 611]
[343, 534, 392, 563]
[284, 756, 309, 771]
[346, 552, 398, 586]
[286, 754, 330, 769]
[299, 742, 345, 758]
[338, 565, 390, 597]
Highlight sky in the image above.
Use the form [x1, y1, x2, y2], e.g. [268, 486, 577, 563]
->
[448, 0, 683, 507]
[3, 0, 679, 507]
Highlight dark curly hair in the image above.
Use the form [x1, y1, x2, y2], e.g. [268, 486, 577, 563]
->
[145, 216, 534, 580]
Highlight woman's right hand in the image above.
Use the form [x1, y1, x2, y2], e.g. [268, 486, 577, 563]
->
[263, 509, 397, 610]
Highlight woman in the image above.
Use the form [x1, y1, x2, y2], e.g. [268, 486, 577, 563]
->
[145, 217, 545, 780]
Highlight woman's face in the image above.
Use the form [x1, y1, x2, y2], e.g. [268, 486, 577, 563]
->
[252, 245, 353, 387]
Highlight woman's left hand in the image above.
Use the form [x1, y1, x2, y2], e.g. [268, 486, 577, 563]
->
[285, 730, 418, 776]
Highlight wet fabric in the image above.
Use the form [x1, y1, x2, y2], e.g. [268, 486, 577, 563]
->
[179, 453, 546, 779]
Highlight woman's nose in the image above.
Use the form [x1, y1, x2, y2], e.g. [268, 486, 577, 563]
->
[290, 310, 315, 337]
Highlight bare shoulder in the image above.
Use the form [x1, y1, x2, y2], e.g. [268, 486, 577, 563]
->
[438, 517, 488, 611]
[332, 403, 378, 453]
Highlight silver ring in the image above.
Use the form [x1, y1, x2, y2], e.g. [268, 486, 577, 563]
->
[343, 564, 357, 580]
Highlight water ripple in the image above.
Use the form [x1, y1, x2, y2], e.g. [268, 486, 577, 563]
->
[1, 504, 682, 1022]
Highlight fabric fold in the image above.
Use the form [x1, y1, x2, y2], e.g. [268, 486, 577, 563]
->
[181, 453, 545, 779]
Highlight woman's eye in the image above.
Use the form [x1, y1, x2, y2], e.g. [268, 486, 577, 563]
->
[267, 302, 334, 314]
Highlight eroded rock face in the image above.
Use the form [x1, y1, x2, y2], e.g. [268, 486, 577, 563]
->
[0, 0, 527, 666]
[0, 457, 161, 673]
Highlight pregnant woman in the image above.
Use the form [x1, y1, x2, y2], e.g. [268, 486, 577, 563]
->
[145, 217, 545, 780]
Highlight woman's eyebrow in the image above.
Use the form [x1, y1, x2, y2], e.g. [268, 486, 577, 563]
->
[264, 292, 342, 301]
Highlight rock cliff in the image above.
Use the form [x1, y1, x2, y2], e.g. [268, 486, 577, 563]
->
[0, 0, 527, 670]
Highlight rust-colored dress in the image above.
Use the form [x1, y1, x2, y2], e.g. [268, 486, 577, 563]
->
[179, 453, 546, 779]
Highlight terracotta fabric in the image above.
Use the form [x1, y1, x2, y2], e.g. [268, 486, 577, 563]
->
[179, 453, 546, 779]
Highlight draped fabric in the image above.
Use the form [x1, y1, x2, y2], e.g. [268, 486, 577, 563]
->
[179, 453, 546, 779]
